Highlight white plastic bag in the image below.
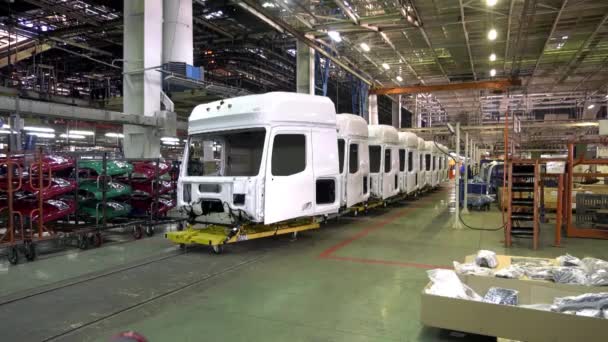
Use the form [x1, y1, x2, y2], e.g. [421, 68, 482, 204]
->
[557, 254, 583, 267]
[494, 265, 526, 279]
[453, 261, 494, 276]
[475, 250, 498, 268]
[552, 267, 589, 285]
[426, 269, 483, 301]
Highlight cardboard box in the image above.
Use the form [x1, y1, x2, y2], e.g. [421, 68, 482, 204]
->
[420, 275, 608, 342]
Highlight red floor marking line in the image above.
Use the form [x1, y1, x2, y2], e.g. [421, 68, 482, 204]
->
[323, 255, 449, 269]
[318, 193, 444, 258]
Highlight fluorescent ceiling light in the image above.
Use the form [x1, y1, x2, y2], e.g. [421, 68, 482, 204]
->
[360, 42, 370, 52]
[1, 124, 9, 129]
[161, 137, 180, 142]
[487, 29, 497, 41]
[382, 63, 390, 70]
[68, 130, 94, 136]
[27, 132, 55, 138]
[588, 104, 595, 109]
[486, 0, 497, 6]
[0, 130, 12, 134]
[490, 69, 496, 77]
[327, 31, 342, 42]
[60, 133, 85, 139]
[162, 141, 180, 146]
[396, 76, 403, 82]
[24, 126, 54, 133]
[489, 53, 496, 61]
[562, 35, 568, 40]
[105, 133, 124, 138]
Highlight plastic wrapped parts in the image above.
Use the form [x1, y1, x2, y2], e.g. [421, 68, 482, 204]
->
[425, 269, 483, 301]
[494, 265, 526, 279]
[475, 250, 498, 268]
[552, 267, 589, 285]
[557, 254, 583, 267]
[483, 287, 519, 306]
[453, 261, 494, 276]
[551, 292, 608, 313]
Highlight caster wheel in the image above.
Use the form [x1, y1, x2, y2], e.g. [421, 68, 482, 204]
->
[212, 244, 224, 254]
[145, 225, 155, 237]
[179, 243, 186, 250]
[132, 226, 143, 240]
[8, 246, 19, 265]
[90, 233, 103, 248]
[78, 235, 89, 250]
[177, 222, 184, 231]
[24, 241, 36, 261]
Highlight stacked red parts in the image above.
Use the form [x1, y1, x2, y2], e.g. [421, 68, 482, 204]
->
[128, 161, 176, 216]
[0, 154, 77, 223]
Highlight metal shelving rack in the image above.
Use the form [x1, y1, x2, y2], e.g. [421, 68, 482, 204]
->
[506, 159, 540, 249]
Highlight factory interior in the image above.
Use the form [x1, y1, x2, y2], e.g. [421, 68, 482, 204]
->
[1, 0, 608, 341]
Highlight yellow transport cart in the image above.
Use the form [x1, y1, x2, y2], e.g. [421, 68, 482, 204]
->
[166, 218, 319, 254]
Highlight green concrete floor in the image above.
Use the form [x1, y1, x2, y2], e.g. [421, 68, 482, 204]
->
[2, 184, 608, 341]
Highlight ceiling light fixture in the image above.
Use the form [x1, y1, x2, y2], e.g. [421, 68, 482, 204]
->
[396, 76, 403, 82]
[161, 137, 180, 142]
[27, 132, 55, 138]
[68, 130, 94, 136]
[487, 29, 497, 41]
[382, 63, 390, 70]
[327, 31, 342, 42]
[24, 126, 55, 133]
[60, 133, 85, 139]
[489, 53, 496, 61]
[486, 0, 498, 6]
[490, 69, 497, 77]
[105, 133, 124, 138]
[588, 104, 595, 109]
[360, 42, 370, 52]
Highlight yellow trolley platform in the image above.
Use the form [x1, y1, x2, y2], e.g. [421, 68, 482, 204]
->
[166, 218, 319, 254]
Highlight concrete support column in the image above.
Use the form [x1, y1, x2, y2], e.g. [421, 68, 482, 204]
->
[453, 122, 462, 229]
[398, 95, 402, 128]
[163, 0, 193, 65]
[123, 0, 163, 158]
[296, 40, 314, 94]
[391, 99, 399, 128]
[368, 94, 378, 124]
[462, 133, 470, 215]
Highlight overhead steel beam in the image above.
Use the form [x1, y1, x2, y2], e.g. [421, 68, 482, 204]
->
[4, 25, 114, 56]
[0, 95, 187, 129]
[458, 0, 477, 80]
[22, 0, 101, 26]
[237, 0, 372, 86]
[193, 16, 234, 39]
[526, 0, 568, 88]
[333, 0, 359, 25]
[556, 11, 608, 85]
[370, 79, 521, 95]
[0, 43, 52, 68]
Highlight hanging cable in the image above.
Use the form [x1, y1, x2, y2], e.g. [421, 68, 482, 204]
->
[433, 136, 506, 231]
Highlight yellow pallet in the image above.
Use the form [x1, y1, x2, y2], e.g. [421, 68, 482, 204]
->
[166, 219, 319, 253]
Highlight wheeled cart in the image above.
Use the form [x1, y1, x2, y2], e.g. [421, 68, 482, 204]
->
[166, 218, 320, 254]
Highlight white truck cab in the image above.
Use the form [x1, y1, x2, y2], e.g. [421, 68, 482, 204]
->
[178, 92, 340, 225]
[425, 141, 439, 188]
[368, 125, 400, 200]
[398, 132, 419, 195]
[417, 137, 427, 191]
[336, 114, 370, 208]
